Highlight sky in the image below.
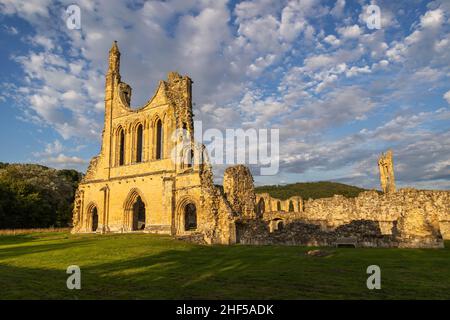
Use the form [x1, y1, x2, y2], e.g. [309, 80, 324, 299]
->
[0, 0, 449, 189]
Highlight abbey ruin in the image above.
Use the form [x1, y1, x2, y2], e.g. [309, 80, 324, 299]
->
[378, 150, 396, 194]
[72, 42, 450, 248]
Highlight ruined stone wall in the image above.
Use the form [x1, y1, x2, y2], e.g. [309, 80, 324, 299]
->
[72, 42, 222, 239]
[250, 189, 450, 247]
[302, 189, 449, 241]
[73, 43, 448, 250]
[197, 162, 237, 245]
[223, 165, 256, 218]
[236, 219, 398, 247]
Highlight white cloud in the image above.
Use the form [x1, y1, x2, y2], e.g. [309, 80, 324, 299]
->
[247, 54, 277, 76]
[1, 0, 450, 188]
[323, 34, 341, 46]
[420, 8, 444, 29]
[385, 7, 449, 68]
[0, 0, 51, 20]
[346, 65, 371, 77]
[30, 35, 55, 51]
[337, 24, 361, 39]
[444, 90, 450, 104]
[330, 0, 345, 18]
[46, 154, 86, 164]
[33, 139, 88, 169]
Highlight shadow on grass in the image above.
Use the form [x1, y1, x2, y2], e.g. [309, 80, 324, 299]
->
[0, 232, 102, 260]
[0, 247, 249, 299]
[0, 234, 38, 246]
[1, 235, 450, 300]
[0, 245, 414, 300]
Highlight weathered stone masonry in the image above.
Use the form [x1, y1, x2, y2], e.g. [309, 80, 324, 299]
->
[71, 42, 237, 245]
[72, 42, 449, 248]
[248, 189, 450, 248]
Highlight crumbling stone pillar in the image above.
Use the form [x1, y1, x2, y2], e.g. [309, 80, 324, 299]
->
[223, 165, 256, 218]
[378, 149, 396, 193]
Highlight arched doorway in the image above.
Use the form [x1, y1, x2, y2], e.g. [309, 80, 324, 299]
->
[91, 207, 98, 232]
[277, 220, 284, 231]
[270, 218, 284, 232]
[184, 203, 197, 231]
[132, 196, 146, 230]
[123, 189, 147, 232]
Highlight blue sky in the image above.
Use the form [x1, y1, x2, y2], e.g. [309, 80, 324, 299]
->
[0, 0, 449, 189]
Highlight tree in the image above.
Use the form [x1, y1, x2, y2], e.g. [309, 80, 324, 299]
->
[0, 163, 82, 229]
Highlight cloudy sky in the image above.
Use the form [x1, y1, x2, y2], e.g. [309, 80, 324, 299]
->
[0, 0, 449, 189]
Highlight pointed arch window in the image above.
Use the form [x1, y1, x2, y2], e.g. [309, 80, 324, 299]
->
[186, 149, 194, 168]
[289, 201, 294, 212]
[184, 203, 197, 231]
[136, 124, 143, 163]
[91, 207, 98, 232]
[156, 119, 163, 160]
[118, 128, 125, 166]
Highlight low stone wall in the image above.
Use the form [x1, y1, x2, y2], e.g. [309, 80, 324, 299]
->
[253, 188, 450, 247]
[235, 219, 399, 247]
[205, 165, 449, 248]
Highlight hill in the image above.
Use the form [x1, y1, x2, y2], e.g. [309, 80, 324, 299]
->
[0, 163, 82, 229]
[255, 181, 372, 200]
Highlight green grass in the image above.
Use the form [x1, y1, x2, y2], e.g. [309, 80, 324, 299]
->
[255, 181, 373, 200]
[0, 231, 449, 299]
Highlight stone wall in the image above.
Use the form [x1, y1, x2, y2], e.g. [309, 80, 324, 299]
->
[235, 218, 398, 247]
[223, 165, 256, 218]
[73, 43, 448, 250]
[248, 188, 450, 248]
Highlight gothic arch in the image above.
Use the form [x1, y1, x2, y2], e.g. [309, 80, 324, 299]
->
[123, 188, 148, 231]
[125, 121, 133, 133]
[131, 121, 144, 163]
[180, 143, 204, 170]
[270, 218, 284, 232]
[86, 202, 99, 232]
[115, 125, 126, 166]
[148, 114, 162, 161]
[149, 113, 163, 129]
[180, 145, 195, 169]
[155, 117, 164, 160]
[175, 196, 199, 234]
[162, 112, 173, 159]
[288, 200, 294, 212]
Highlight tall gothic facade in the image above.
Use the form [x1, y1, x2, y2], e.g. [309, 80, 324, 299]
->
[71, 42, 240, 243]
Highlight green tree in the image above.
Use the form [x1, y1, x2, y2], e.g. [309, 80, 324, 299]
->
[0, 163, 82, 229]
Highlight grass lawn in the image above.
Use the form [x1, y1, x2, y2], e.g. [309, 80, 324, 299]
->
[0, 231, 449, 299]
